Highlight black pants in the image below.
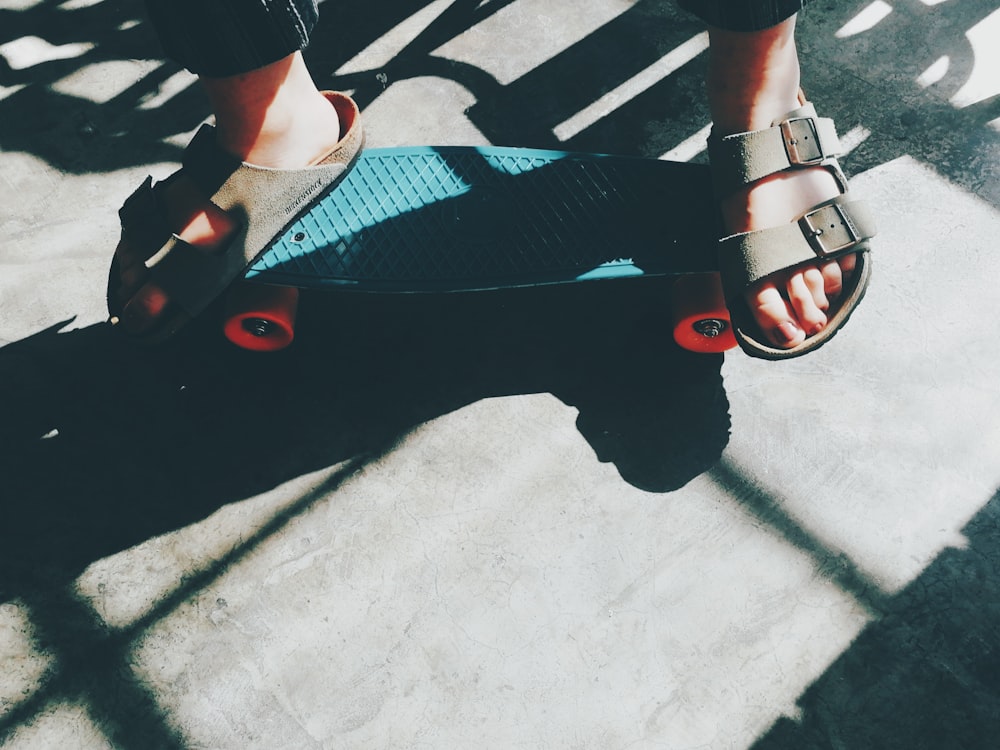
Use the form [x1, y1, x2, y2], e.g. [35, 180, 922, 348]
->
[146, 0, 808, 78]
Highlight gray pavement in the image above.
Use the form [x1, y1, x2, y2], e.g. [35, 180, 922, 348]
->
[2, 0, 1000, 748]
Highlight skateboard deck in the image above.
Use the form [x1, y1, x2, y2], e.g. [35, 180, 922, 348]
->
[225, 146, 735, 352]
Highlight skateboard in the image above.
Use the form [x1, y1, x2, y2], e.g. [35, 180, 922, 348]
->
[223, 146, 736, 353]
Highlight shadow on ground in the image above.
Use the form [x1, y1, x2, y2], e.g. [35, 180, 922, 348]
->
[0, 282, 730, 747]
[6, 0, 997, 198]
[751, 488, 1000, 750]
[0, 279, 729, 596]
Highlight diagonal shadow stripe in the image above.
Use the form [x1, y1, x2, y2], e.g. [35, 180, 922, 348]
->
[0, 450, 381, 749]
[709, 457, 892, 617]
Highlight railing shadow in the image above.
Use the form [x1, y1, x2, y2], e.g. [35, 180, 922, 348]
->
[4, 0, 997, 188]
[0, 278, 729, 594]
[750, 487, 1000, 750]
[2, 5, 734, 741]
[1, 281, 730, 744]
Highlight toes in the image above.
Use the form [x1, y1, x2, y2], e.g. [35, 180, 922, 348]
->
[820, 259, 844, 303]
[110, 175, 238, 336]
[749, 281, 806, 347]
[747, 264, 837, 349]
[117, 258, 148, 301]
[787, 268, 829, 336]
[838, 252, 857, 277]
[112, 238, 152, 307]
[119, 283, 169, 334]
[800, 266, 830, 313]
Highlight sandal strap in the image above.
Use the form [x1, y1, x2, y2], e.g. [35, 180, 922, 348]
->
[719, 194, 877, 299]
[118, 175, 170, 251]
[180, 124, 243, 196]
[708, 102, 845, 195]
[126, 93, 363, 317]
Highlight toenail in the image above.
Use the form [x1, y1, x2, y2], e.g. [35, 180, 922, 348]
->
[775, 322, 801, 344]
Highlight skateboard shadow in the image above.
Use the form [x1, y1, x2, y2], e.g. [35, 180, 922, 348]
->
[0, 281, 728, 597]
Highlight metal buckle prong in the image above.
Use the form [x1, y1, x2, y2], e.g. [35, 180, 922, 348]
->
[780, 117, 824, 165]
[800, 202, 860, 256]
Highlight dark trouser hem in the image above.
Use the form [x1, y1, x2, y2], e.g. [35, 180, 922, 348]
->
[144, 0, 808, 79]
[143, 0, 319, 78]
[677, 0, 807, 32]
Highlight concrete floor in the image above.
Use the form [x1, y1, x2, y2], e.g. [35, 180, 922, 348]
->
[2, 0, 1000, 747]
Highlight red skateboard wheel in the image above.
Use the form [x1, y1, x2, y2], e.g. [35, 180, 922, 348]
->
[223, 284, 299, 352]
[671, 273, 737, 353]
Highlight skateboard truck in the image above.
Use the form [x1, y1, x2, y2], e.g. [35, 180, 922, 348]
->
[224, 285, 298, 352]
[243, 318, 277, 337]
[669, 273, 736, 353]
[692, 318, 729, 339]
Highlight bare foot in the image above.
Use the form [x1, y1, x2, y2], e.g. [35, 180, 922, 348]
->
[719, 165, 855, 348]
[707, 19, 857, 350]
[111, 54, 344, 336]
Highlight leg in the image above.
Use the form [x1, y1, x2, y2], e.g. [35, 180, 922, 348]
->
[111, 1, 356, 336]
[679, 1, 870, 356]
[709, 16, 851, 349]
[142, 0, 336, 164]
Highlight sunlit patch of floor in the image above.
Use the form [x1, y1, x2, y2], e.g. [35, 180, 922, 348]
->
[836, 1, 894, 38]
[0, 35, 94, 71]
[948, 8, 1000, 108]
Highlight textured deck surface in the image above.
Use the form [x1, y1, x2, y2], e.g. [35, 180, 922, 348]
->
[248, 147, 716, 290]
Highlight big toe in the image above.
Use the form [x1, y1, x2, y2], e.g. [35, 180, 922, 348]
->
[116, 282, 169, 334]
[749, 282, 807, 348]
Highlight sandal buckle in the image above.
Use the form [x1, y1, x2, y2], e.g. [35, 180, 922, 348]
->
[781, 117, 825, 165]
[800, 203, 860, 256]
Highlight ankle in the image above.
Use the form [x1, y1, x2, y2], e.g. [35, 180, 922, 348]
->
[709, 81, 800, 135]
[706, 19, 802, 134]
[201, 52, 343, 168]
[215, 90, 343, 168]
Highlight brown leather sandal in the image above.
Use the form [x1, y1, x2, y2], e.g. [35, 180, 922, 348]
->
[107, 91, 364, 342]
[709, 100, 875, 360]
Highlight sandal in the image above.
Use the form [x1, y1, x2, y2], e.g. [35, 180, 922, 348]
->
[709, 99, 876, 360]
[107, 91, 364, 342]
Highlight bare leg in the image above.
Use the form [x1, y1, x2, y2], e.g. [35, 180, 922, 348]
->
[707, 17, 855, 348]
[112, 51, 343, 333]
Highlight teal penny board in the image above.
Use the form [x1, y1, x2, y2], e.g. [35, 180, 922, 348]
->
[243, 146, 719, 292]
[227, 146, 734, 353]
